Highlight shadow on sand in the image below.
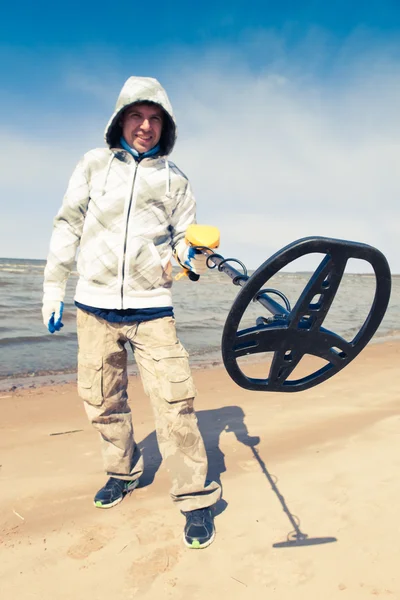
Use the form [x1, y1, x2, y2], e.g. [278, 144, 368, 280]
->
[137, 405, 337, 548]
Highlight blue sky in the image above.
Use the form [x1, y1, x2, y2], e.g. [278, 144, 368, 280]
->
[1, 0, 399, 272]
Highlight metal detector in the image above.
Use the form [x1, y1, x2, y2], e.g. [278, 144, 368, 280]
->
[183, 225, 392, 393]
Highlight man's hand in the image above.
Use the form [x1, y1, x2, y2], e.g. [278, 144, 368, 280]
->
[42, 300, 64, 334]
[174, 240, 208, 276]
[183, 246, 208, 275]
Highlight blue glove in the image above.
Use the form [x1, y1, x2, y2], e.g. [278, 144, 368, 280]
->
[42, 300, 64, 334]
[183, 246, 208, 275]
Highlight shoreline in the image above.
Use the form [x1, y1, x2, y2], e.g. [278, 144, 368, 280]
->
[0, 352, 223, 393]
[1, 334, 399, 394]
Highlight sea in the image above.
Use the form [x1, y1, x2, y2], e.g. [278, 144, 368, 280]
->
[0, 257, 399, 392]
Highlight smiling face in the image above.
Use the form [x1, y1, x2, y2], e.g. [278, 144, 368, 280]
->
[120, 102, 164, 153]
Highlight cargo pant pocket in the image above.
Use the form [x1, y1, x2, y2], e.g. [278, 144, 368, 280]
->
[77, 353, 103, 406]
[150, 345, 196, 402]
[169, 407, 199, 452]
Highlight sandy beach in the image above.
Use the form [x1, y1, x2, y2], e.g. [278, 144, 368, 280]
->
[1, 340, 399, 599]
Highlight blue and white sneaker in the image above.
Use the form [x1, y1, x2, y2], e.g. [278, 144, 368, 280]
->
[183, 507, 216, 549]
[94, 477, 139, 509]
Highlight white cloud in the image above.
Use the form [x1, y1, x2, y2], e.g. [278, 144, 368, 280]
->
[169, 54, 400, 272]
[0, 128, 102, 258]
[1, 34, 399, 275]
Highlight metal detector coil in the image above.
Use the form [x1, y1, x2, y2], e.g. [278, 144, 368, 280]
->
[192, 233, 391, 393]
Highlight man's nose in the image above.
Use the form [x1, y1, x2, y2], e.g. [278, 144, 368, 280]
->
[141, 119, 151, 130]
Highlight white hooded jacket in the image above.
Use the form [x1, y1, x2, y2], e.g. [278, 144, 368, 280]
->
[43, 76, 196, 309]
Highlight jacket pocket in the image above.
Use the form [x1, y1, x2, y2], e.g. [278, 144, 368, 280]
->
[78, 353, 103, 406]
[150, 345, 196, 402]
[125, 238, 164, 292]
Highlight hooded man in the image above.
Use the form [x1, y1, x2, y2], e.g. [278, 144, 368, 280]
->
[42, 76, 221, 549]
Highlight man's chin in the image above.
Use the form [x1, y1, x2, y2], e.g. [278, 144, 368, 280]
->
[134, 144, 152, 153]
[133, 138, 154, 153]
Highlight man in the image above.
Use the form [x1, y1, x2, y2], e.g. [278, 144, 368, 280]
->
[42, 76, 221, 549]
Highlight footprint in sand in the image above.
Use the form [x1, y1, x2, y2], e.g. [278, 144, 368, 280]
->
[128, 546, 181, 594]
[67, 526, 116, 560]
[136, 524, 176, 546]
[128, 508, 178, 546]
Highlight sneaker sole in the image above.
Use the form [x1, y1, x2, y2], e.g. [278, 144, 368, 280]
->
[183, 530, 216, 549]
[93, 479, 139, 509]
[94, 496, 124, 509]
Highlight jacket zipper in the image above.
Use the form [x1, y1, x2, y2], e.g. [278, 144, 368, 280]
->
[120, 160, 139, 308]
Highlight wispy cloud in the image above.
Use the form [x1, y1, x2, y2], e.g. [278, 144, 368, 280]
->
[1, 31, 399, 273]
[170, 42, 399, 271]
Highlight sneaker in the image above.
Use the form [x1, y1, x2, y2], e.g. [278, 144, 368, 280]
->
[94, 477, 139, 509]
[183, 507, 215, 549]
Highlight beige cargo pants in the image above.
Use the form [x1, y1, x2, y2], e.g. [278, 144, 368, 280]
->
[76, 309, 221, 512]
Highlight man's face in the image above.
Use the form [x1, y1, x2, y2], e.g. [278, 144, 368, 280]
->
[120, 103, 163, 153]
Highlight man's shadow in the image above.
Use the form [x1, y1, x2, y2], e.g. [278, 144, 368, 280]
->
[137, 405, 258, 495]
[138, 404, 337, 547]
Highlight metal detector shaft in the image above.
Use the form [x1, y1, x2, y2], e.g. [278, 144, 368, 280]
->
[202, 248, 290, 318]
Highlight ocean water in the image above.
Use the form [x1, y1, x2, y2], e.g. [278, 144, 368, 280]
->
[0, 257, 399, 390]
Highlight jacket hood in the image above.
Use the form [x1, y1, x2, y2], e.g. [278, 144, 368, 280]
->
[104, 76, 176, 155]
